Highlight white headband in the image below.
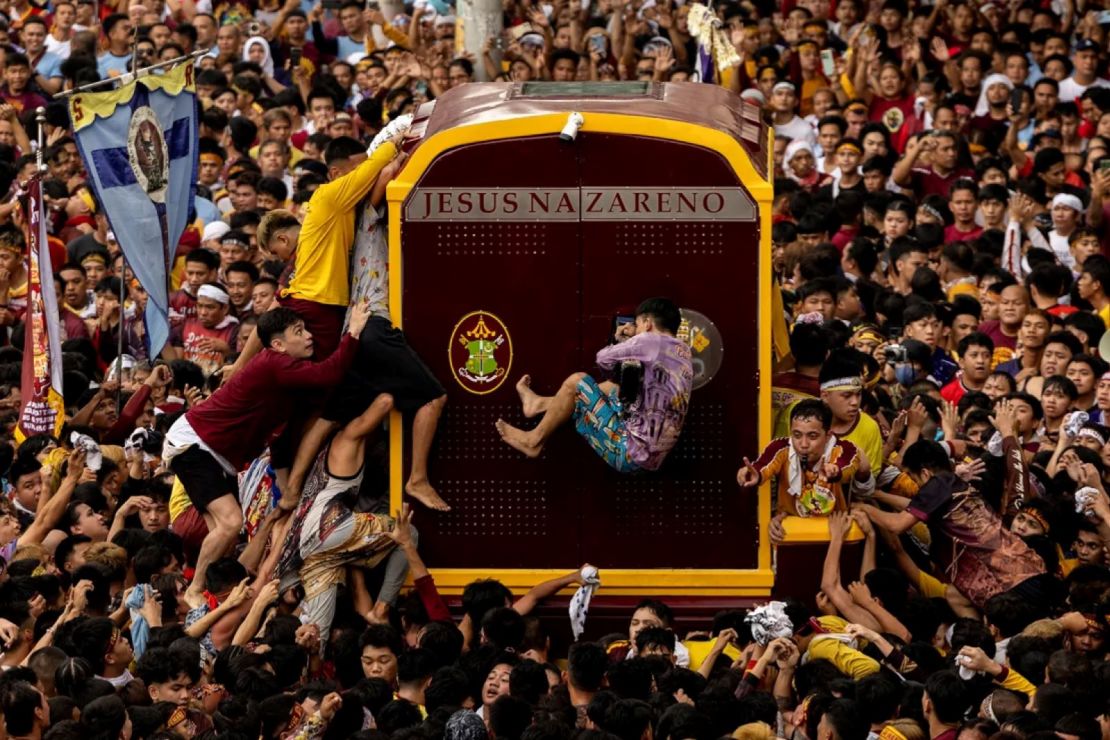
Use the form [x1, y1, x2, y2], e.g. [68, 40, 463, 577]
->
[1052, 193, 1083, 212]
[197, 284, 229, 304]
[1078, 427, 1107, 446]
[820, 376, 863, 391]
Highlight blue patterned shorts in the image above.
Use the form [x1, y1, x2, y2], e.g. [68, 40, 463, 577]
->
[573, 375, 640, 473]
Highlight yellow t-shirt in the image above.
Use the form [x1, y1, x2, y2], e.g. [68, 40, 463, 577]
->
[916, 570, 948, 600]
[169, 476, 191, 522]
[1099, 305, 1110, 330]
[843, 413, 883, 475]
[806, 636, 880, 678]
[683, 639, 741, 671]
[282, 142, 397, 306]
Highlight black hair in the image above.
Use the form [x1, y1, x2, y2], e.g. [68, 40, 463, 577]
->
[204, 557, 246, 594]
[360, 624, 403, 657]
[633, 627, 676, 654]
[257, 307, 306, 347]
[323, 136, 366, 166]
[134, 647, 190, 687]
[2, 680, 41, 736]
[481, 607, 526, 652]
[635, 298, 681, 335]
[902, 439, 954, 474]
[80, 694, 128, 740]
[567, 641, 607, 692]
[509, 660, 549, 706]
[376, 698, 423, 735]
[925, 670, 972, 724]
[601, 698, 654, 740]
[490, 695, 533, 740]
[461, 579, 513, 625]
[605, 658, 654, 701]
[790, 399, 832, 430]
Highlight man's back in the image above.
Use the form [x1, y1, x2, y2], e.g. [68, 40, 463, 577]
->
[284, 142, 398, 308]
[597, 332, 693, 470]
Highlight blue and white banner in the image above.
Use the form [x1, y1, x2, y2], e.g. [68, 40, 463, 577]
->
[68, 63, 198, 357]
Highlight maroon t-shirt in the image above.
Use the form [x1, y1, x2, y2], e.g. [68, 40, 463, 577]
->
[910, 166, 974, 199]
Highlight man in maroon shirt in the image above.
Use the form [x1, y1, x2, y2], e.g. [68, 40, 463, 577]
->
[892, 131, 972, 199]
[978, 281, 1028, 367]
[163, 300, 371, 606]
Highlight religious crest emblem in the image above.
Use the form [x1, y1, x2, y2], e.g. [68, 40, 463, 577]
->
[127, 105, 169, 202]
[449, 310, 513, 394]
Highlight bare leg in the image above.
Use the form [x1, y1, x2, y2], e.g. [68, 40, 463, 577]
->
[405, 395, 450, 511]
[283, 416, 339, 511]
[185, 494, 243, 606]
[496, 372, 586, 456]
[516, 375, 551, 418]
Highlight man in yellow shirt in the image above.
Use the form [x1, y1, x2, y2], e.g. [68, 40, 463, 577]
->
[273, 133, 405, 359]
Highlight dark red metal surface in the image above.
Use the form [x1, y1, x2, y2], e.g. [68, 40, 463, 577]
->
[399, 129, 763, 573]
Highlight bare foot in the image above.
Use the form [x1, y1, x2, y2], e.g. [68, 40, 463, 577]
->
[516, 375, 544, 418]
[495, 418, 543, 458]
[405, 478, 451, 511]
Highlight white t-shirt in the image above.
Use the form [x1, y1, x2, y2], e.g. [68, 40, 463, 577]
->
[774, 115, 816, 146]
[1058, 75, 1110, 103]
[44, 34, 71, 59]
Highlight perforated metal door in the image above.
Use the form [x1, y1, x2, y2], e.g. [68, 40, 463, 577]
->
[400, 135, 583, 568]
[400, 133, 761, 572]
[574, 134, 761, 569]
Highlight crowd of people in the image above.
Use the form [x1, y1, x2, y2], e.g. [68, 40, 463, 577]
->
[0, 0, 1100, 739]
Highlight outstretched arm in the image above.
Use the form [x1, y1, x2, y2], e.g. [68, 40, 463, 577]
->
[513, 566, 589, 615]
[820, 512, 882, 630]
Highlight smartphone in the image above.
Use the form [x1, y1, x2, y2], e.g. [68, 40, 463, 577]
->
[588, 33, 606, 54]
[1100, 158, 1110, 174]
[290, 46, 302, 67]
[820, 48, 835, 77]
[1010, 86, 1024, 116]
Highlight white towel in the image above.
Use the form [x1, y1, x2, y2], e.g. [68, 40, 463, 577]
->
[70, 432, 102, 471]
[569, 565, 600, 640]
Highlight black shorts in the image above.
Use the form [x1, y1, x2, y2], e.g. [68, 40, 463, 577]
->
[323, 316, 445, 423]
[168, 445, 238, 514]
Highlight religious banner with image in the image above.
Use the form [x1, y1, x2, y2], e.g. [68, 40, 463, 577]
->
[68, 62, 198, 358]
[15, 178, 65, 443]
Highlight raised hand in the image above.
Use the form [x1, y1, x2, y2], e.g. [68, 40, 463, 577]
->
[737, 457, 760, 487]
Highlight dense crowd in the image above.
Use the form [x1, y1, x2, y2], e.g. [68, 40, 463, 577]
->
[0, 0, 1101, 740]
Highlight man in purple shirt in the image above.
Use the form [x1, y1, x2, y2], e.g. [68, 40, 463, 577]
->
[496, 298, 693, 472]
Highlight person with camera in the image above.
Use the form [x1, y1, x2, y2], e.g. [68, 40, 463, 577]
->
[496, 298, 693, 473]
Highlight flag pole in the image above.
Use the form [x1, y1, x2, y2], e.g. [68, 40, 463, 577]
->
[33, 108, 45, 175]
[52, 48, 212, 99]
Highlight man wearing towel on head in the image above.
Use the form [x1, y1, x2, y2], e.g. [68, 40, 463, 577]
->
[166, 282, 240, 377]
